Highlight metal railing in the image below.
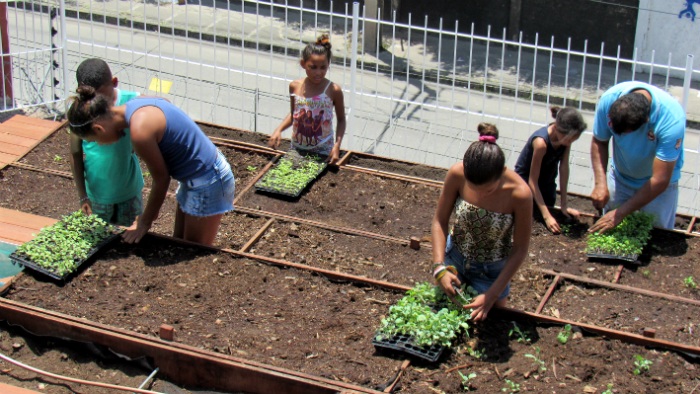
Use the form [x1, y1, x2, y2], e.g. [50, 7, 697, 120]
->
[2, 0, 699, 215]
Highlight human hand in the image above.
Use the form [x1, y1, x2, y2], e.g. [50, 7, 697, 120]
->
[268, 131, 282, 150]
[464, 293, 498, 321]
[80, 200, 93, 216]
[590, 184, 610, 212]
[544, 215, 561, 234]
[326, 145, 341, 166]
[437, 271, 462, 307]
[589, 209, 623, 234]
[122, 218, 151, 244]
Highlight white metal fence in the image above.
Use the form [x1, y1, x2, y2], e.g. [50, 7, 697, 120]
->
[2, 0, 700, 215]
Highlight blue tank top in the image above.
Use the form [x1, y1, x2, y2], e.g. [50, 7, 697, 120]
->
[125, 98, 217, 182]
[514, 126, 566, 186]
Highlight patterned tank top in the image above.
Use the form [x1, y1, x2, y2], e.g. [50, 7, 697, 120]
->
[291, 80, 334, 155]
[450, 197, 514, 263]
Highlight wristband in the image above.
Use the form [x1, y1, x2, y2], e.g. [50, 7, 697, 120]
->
[79, 196, 90, 203]
[432, 265, 446, 277]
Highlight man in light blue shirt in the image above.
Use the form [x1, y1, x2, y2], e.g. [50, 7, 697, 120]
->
[589, 81, 685, 232]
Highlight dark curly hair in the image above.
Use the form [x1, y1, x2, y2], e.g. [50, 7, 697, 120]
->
[66, 85, 112, 138]
[76, 58, 112, 89]
[550, 106, 587, 136]
[609, 92, 650, 134]
[463, 123, 505, 185]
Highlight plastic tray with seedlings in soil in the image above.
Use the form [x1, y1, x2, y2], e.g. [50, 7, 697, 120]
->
[586, 211, 655, 264]
[9, 212, 121, 281]
[372, 333, 445, 363]
[586, 250, 639, 262]
[254, 149, 327, 197]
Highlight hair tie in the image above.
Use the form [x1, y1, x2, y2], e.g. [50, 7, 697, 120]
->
[317, 38, 329, 45]
[69, 119, 93, 128]
[479, 135, 496, 144]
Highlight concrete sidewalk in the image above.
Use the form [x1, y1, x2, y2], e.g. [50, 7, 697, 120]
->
[48, 0, 700, 124]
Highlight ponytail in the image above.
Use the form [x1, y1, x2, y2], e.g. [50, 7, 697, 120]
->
[463, 123, 505, 185]
[67, 85, 111, 137]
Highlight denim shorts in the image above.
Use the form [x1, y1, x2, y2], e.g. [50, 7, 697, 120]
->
[444, 235, 510, 300]
[176, 152, 235, 217]
[91, 194, 143, 227]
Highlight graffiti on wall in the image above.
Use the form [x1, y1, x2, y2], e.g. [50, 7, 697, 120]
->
[679, 1, 699, 21]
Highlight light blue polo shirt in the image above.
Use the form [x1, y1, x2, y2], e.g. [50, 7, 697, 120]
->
[593, 81, 686, 189]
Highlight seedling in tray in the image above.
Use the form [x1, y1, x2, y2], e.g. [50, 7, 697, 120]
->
[12, 212, 117, 278]
[374, 282, 476, 360]
[586, 211, 656, 261]
[255, 151, 326, 196]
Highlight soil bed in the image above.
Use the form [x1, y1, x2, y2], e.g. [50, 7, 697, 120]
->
[239, 168, 443, 240]
[251, 221, 434, 287]
[199, 123, 291, 152]
[5, 235, 698, 393]
[347, 155, 448, 182]
[544, 280, 700, 347]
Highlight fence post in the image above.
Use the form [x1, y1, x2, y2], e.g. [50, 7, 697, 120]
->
[59, 0, 69, 113]
[254, 88, 259, 132]
[0, 2, 12, 110]
[348, 2, 359, 150]
[681, 54, 694, 112]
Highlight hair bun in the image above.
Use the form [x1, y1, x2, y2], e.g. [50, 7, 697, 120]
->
[476, 122, 499, 140]
[76, 85, 96, 101]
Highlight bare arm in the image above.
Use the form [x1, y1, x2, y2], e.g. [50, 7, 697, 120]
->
[269, 82, 297, 149]
[528, 138, 559, 232]
[558, 145, 578, 218]
[431, 164, 463, 303]
[590, 158, 674, 233]
[123, 109, 171, 243]
[328, 83, 346, 165]
[68, 133, 92, 215]
[590, 137, 610, 211]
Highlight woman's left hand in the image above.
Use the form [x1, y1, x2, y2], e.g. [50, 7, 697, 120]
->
[464, 293, 498, 321]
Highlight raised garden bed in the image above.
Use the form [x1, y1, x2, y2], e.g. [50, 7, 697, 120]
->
[6, 235, 699, 393]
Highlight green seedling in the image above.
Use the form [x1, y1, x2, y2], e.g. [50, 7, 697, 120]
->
[467, 347, 486, 360]
[54, 155, 62, 162]
[258, 156, 324, 194]
[684, 276, 697, 289]
[642, 270, 650, 278]
[375, 282, 473, 348]
[524, 346, 547, 372]
[587, 212, 655, 257]
[457, 371, 477, 391]
[509, 322, 531, 343]
[143, 172, 151, 178]
[601, 383, 614, 394]
[15, 212, 116, 276]
[501, 379, 521, 392]
[633, 355, 652, 375]
[560, 224, 571, 235]
[557, 324, 573, 344]
[246, 166, 258, 172]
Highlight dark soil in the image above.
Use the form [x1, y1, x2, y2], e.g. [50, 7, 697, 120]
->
[239, 168, 442, 240]
[544, 280, 700, 347]
[251, 221, 434, 287]
[199, 123, 291, 151]
[17, 128, 72, 173]
[347, 155, 448, 182]
[6, 235, 699, 393]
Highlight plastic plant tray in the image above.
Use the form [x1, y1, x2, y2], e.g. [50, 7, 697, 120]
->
[586, 251, 639, 262]
[372, 333, 445, 363]
[9, 232, 122, 280]
[255, 149, 328, 197]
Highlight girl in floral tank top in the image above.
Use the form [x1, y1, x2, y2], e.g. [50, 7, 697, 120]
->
[270, 34, 346, 163]
[431, 123, 532, 322]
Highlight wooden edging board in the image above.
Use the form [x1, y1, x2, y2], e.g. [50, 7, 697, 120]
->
[0, 298, 380, 394]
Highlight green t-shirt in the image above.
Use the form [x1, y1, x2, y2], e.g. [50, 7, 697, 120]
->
[83, 89, 144, 204]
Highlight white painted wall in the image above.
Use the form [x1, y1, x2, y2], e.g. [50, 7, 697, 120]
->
[635, 0, 700, 81]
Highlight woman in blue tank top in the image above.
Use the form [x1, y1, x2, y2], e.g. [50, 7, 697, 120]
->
[514, 106, 587, 234]
[66, 86, 235, 246]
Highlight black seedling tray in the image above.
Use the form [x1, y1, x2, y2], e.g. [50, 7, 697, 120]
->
[372, 333, 445, 363]
[587, 251, 639, 262]
[9, 232, 122, 280]
[255, 149, 327, 197]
